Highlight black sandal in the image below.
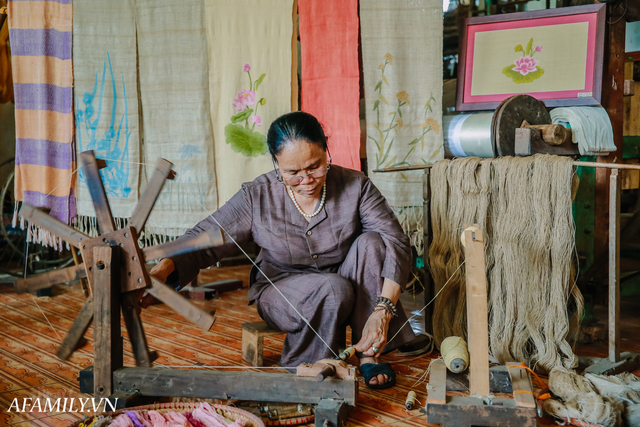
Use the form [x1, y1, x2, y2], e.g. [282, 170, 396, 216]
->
[360, 362, 397, 390]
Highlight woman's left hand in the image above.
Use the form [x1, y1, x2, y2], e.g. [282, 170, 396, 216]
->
[353, 309, 393, 357]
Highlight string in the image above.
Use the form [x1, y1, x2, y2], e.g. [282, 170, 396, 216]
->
[373, 413, 426, 427]
[195, 199, 340, 359]
[387, 260, 466, 344]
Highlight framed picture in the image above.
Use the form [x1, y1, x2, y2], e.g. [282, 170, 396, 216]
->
[456, 4, 606, 111]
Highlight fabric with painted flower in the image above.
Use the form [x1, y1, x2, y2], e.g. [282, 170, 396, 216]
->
[396, 119, 403, 127]
[243, 63, 251, 72]
[395, 91, 409, 103]
[232, 89, 256, 111]
[423, 118, 440, 134]
[535, 46, 542, 52]
[378, 64, 385, 69]
[251, 115, 262, 127]
[513, 56, 539, 76]
[384, 53, 393, 65]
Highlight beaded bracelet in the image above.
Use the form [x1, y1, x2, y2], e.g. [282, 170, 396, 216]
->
[373, 304, 396, 317]
[375, 296, 398, 316]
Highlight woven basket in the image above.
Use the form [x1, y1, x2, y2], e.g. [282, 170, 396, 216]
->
[68, 402, 265, 427]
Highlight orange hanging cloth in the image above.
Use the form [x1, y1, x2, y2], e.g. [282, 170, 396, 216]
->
[298, 0, 361, 171]
[0, 10, 14, 104]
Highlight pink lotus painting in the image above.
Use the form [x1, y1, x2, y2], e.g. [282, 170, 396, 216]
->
[503, 38, 544, 84]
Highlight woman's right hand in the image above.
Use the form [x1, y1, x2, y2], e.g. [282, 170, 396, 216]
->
[149, 258, 175, 283]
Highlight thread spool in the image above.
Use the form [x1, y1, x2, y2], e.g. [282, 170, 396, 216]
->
[440, 336, 469, 373]
[405, 391, 418, 410]
[337, 347, 355, 361]
[460, 226, 480, 249]
[443, 112, 495, 158]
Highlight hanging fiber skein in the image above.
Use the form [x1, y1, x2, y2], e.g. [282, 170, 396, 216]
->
[440, 336, 469, 373]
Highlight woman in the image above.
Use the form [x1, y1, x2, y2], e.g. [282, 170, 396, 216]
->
[151, 112, 415, 389]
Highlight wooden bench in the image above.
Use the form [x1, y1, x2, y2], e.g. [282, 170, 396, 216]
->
[241, 321, 285, 366]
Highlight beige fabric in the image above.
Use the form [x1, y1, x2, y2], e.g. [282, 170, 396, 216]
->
[73, 0, 140, 229]
[135, 0, 216, 238]
[205, 0, 294, 206]
[361, 0, 444, 254]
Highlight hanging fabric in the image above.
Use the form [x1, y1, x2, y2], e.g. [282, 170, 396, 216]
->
[360, 0, 444, 254]
[204, 0, 294, 206]
[298, 0, 361, 171]
[73, 0, 140, 235]
[135, 0, 216, 238]
[9, 0, 76, 227]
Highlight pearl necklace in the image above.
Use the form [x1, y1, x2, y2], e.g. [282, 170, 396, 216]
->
[287, 182, 327, 218]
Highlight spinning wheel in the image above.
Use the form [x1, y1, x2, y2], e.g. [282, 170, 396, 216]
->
[14, 150, 224, 367]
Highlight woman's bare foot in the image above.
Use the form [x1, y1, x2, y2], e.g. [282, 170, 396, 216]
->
[360, 357, 389, 385]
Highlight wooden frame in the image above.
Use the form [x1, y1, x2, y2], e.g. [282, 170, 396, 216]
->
[456, 4, 606, 111]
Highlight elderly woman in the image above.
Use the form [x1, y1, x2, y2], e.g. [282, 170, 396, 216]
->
[151, 111, 415, 389]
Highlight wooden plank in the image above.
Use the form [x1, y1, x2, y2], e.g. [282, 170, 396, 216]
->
[56, 296, 94, 360]
[148, 277, 215, 331]
[594, 4, 626, 278]
[80, 151, 116, 234]
[290, 0, 298, 111]
[112, 368, 358, 405]
[243, 321, 284, 336]
[505, 362, 535, 408]
[426, 398, 536, 427]
[72, 249, 91, 297]
[18, 204, 90, 247]
[15, 263, 87, 294]
[129, 158, 174, 233]
[446, 365, 513, 393]
[609, 169, 621, 363]
[423, 169, 433, 333]
[120, 292, 153, 368]
[463, 226, 490, 397]
[427, 359, 447, 405]
[142, 228, 225, 261]
[93, 245, 123, 398]
[315, 399, 351, 427]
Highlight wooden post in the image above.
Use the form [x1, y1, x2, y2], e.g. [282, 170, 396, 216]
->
[463, 225, 490, 397]
[594, 3, 625, 274]
[93, 245, 123, 398]
[609, 169, 620, 363]
[423, 169, 433, 333]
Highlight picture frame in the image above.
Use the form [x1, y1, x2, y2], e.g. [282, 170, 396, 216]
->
[456, 4, 606, 112]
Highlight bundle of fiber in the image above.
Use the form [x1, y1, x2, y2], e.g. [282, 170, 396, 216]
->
[429, 155, 583, 372]
[545, 368, 627, 427]
[585, 372, 640, 426]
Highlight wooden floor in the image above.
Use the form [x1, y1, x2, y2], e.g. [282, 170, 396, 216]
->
[0, 265, 639, 427]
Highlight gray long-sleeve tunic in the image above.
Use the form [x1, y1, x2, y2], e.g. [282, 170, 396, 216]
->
[168, 165, 411, 303]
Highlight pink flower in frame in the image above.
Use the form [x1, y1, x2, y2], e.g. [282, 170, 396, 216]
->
[251, 115, 262, 127]
[535, 45, 543, 52]
[232, 89, 256, 111]
[513, 56, 539, 76]
[243, 63, 251, 72]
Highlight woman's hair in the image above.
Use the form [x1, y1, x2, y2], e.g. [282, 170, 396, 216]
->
[266, 111, 327, 160]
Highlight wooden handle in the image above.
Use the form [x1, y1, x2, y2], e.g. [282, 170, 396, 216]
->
[520, 121, 567, 146]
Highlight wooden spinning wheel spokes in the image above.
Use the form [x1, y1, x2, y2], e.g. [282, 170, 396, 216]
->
[14, 150, 224, 366]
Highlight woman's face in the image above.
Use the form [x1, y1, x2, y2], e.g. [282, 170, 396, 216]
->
[275, 139, 328, 200]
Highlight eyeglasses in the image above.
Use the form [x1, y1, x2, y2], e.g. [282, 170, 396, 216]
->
[274, 154, 332, 186]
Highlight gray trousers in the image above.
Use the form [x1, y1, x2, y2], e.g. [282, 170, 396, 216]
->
[255, 232, 416, 367]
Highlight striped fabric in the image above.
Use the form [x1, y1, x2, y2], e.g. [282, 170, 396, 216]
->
[8, 0, 75, 225]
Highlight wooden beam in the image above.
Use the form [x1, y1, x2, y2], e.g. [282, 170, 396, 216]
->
[505, 363, 535, 409]
[121, 292, 153, 367]
[112, 368, 358, 405]
[148, 277, 215, 331]
[93, 246, 123, 398]
[463, 226, 490, 397]
[80, 151, 116, 234]
[19, 204, 90, 247]
[15, 263, 86, 294]
[427, 359, 447, 405]
[142, 228, 225, 261]
[56, 296, 93, 360]
[594, 4, 625, 273]
[609, 169, 621, 363]
[129, 158, 175, 233]
[423, 169, 433, 333]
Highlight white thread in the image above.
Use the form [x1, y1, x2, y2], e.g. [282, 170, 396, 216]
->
[388, 260, 466, 344]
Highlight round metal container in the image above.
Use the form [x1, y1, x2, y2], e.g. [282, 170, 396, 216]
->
[443, 112, 495, 158]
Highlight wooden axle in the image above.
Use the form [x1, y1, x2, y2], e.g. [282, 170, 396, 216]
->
[520, 120, 570, 146]
[297, 359, 356, 381]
